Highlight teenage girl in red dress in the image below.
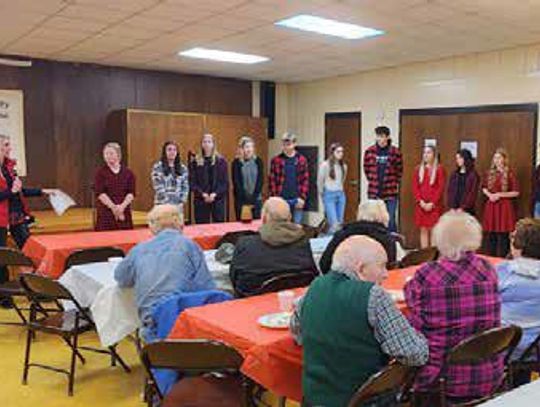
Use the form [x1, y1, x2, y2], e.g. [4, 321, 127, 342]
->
[482, 148, 519, 257]
[413, 145, 446, 248]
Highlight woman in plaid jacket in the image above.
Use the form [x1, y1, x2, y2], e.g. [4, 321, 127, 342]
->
[151, 141, 189, 209]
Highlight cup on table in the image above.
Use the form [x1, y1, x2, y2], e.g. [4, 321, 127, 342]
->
[108, 257, 123, 265]
[277, 290, 295, 313]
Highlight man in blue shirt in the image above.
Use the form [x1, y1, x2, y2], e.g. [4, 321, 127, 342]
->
[115, 204, 215, 338]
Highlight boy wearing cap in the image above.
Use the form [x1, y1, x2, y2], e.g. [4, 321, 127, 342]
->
[269, 133, 310, 223]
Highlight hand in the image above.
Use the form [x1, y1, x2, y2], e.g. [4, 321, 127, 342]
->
[202, 193, 210, 203]
[12, 178, 22, 194]
[209, 193, 217, 202]
[489, 193, 499, 202]
[425, 203, 434, 212]
[295, 198, 305, 209]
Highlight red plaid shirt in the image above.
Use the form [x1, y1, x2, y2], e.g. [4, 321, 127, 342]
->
[404, 252, 503, 399]
[363, 144, 403, 199]
[269, 152, 309, 200]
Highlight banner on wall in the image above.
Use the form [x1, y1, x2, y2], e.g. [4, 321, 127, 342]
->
[0, 89, 26, 176]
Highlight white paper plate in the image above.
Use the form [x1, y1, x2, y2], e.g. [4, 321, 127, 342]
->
[257, 312, 291, 329]
[386, 289, 405, 302]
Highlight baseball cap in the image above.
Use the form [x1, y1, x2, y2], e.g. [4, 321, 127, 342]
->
[281, 132, 297, 142]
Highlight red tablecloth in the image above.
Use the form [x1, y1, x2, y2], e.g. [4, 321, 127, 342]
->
[168, 255, 503, 402]
[23, 221, 261, 279]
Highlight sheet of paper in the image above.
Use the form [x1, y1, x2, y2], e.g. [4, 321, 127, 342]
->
[48, 189, 76, 216]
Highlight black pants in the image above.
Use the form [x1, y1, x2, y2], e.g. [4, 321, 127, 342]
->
[194, 198, 226, 224]
[234, 197, 262, 221]
[486, 232, 510, 258]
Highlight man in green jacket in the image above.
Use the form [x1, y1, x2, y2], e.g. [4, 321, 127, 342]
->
[290, 236, 428, 407]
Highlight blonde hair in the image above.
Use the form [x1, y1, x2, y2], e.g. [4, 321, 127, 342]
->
[196, 133, 220, 166]
[488, 148, 509, 192]
[356, 199, 390, 228]
[147, 204, 184, 234]
[432, 210, 482, 261]
[103, 142, 122, 159]
[238, 136, 256, 160]
[418, 145, 439, 185]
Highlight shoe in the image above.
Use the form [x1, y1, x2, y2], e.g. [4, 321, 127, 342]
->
[0, 297, 14, 309]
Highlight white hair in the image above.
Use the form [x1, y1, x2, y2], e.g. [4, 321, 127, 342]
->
[331, 235, 386, 279]
[357, 199, 390, 227]
[147, 204, 184, 234]
[432, 210, 482, 261]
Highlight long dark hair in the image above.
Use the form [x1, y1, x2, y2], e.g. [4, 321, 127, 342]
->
[160, 141, 183, 177]
[328, 142, 345, 180]
[456, 148, 475, 172]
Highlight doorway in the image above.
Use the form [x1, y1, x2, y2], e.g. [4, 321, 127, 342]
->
[324, 112, 362, 223]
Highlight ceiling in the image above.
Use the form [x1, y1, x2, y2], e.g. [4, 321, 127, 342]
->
[2, 0, 540, 82]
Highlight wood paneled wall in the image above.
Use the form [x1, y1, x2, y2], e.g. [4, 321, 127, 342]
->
[0, 58, 252, 209]
[110, 109, 268, 221]
[399, 104, 537, 247]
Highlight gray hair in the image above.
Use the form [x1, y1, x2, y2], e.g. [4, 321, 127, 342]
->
[432, 210, 482, 261]
[103, 142, 122, 159]
[147, 204, 184, 234]
[331, 235, 387, 280]
[357, 199, 390, 227]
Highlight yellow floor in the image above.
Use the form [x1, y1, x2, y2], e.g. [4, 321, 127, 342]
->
[0, 306, 298, 407]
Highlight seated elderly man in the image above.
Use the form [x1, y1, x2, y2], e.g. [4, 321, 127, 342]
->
[405, 211, 502, 403]
[229, 197, 318, 297]
[497, 218, 540, 385]
[291, 235, 428, 407]
[115, 204, 215, 338]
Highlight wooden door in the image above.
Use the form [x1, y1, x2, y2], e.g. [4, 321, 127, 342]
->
[400, 104, 537, 247]
[324, 112, 362, 222]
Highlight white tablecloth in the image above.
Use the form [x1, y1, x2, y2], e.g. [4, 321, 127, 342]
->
[479, 380, 540, 406]
[59, 262, 140, 347]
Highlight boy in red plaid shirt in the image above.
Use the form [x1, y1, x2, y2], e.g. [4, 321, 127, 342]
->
[363, 126, 403, 232]
[269, 133, 309, 223]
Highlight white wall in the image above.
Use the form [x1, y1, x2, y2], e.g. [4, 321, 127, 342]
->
[274, 43, 540, 206]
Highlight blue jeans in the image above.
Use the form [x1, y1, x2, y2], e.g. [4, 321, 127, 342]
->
[322, 190, 346, 233]
[284, 198, 304, 224]
[384, 198, 398, 233]
[535, 202, 540, 219]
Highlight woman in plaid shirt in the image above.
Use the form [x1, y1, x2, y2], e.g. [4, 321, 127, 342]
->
[151, 141, 189, 209]
[405, 211, 502, 403]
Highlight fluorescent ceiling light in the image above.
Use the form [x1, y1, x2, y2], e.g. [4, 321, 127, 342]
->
[178, 47, 269, 64]
[275, 14, 384, 40]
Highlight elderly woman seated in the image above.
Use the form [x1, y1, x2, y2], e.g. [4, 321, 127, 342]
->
[404, 210, 502, 403]
[497, 218, 540, 384]
[291, 235, 428, 407]
[319, 199, 405, 273]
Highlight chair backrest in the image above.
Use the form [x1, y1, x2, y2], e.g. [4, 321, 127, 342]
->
[215, 231, 258, 248]
[19, 273, 74, 302]
[256, 271, 316, 295]
[348, 362, 415, 407]
[517, 330, 540, 362]
[446, 325, 523, 366]
[64, 246, 124, 271]
[399, 247, 438, 268]
[0, 247, 35, 268]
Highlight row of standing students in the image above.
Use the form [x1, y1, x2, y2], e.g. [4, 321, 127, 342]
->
[93, 132, 310, 230]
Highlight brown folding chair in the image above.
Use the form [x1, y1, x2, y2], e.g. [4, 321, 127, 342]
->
[398, 247, 438, 268]
[63, 246, 124, 271]
[348, 361, 416, 407]
[215, 231, 258, 248]
[413, 325, 522, 407]
[0, 247, 36, 325]
[253, 271, 316, 296]
[19, 273, 130, 396]
[141, 339, 254, 407]
[510, 330, 540, 386]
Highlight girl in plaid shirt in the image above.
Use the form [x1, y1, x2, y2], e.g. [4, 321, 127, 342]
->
[151, 141, 189, 208]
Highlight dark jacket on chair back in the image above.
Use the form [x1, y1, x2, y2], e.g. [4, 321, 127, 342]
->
[229, 221, 318, 296]
[319, 220, 397, 274]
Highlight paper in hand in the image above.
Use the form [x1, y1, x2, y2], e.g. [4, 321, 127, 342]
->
[48, 189, 76, 216]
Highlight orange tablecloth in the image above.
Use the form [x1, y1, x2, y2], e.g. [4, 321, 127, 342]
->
[168, 255, 503, 402]
[23, 220, 261, 279]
